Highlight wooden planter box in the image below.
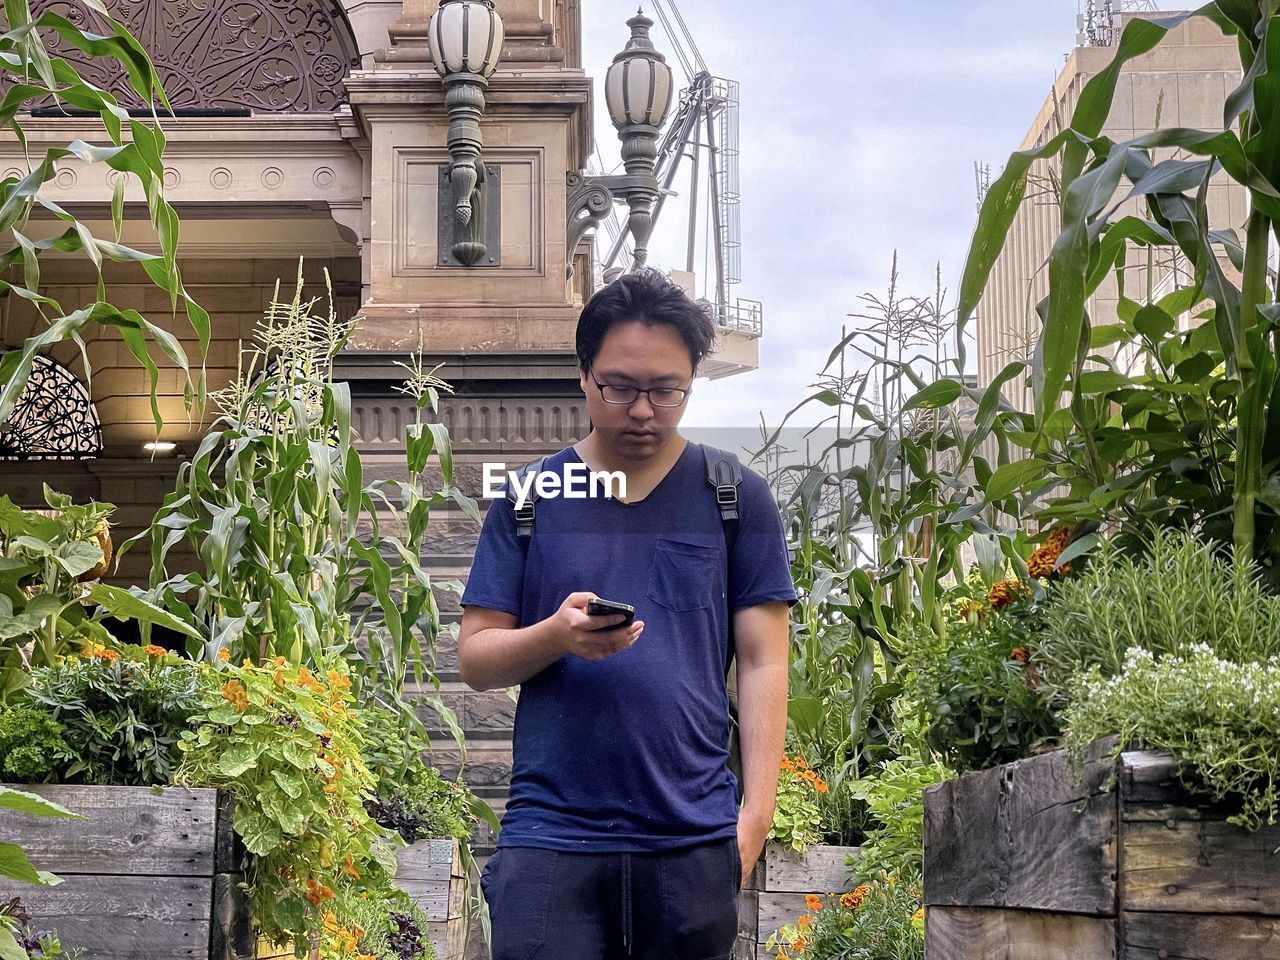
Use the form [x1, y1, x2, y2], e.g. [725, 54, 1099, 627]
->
[0, 784, 252, 959]
[734, 843, 861, 960]
[396, 837, 467, 960]
[924, 745, 1280, 960]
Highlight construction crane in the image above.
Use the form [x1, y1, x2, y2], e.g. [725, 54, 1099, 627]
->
[592, 0, 761, 340]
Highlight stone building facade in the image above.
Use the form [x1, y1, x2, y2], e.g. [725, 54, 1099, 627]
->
[976, 11, 1244, 403]
[0, 0, 762, 856]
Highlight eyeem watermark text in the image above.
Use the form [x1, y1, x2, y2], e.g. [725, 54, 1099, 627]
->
[483, 462, 627, 508]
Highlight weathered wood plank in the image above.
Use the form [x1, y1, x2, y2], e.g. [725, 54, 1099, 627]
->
[924, 745, 1116, 915]
[762, 844, 859, 893]
[0, 874, 211, 959]
[925, 905, 1116, 960]
[397, 838, 462, 881]
[756, 892, 809, 942]
[1122, 817, 1280, 915]
[1123, 910, 1280, 959]
[0, 783, 219, 877]
[736, 888, 758, 942]
[398, 875, 465, 923]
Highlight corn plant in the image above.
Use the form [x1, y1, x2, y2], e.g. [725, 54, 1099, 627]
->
[135, 264, 480, 748]
[0, 0, 207, 428]
[958, 4, 1280, 575]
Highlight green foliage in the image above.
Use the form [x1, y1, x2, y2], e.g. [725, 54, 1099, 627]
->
[1065, 645, 1280, 829]
[767, 754, 824, 853]
[765, 875, 924, 960]
[345, 893, 436, 960]
[1032, 530, 1280, 688]
[846, 751, 947, 885]
[0, 0, 208, 430]
[174, 657, 396, 952]
[907, 596, 1061, 773]
[370, 763, 470, 845]
[957, 4, 1280, 566]
[0, 488, 198, 702]
[137, 266, 473, 733]
[0, 785, 79, 891]
[24, 645, 202, 786]
[0, 707, 67, 782]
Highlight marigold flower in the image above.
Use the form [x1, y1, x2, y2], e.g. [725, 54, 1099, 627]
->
[96, 648, 120, 663]
[143, 644, 167, 657]
[804, 894, 823, 911]
[1028, 527, 1073, 578]
[217, 647, 230, 662]
[1010, 646, 1030, 662]
[987, 578, 1026, 611]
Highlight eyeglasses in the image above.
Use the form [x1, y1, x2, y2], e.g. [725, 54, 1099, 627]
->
[588, 368, 691, 407]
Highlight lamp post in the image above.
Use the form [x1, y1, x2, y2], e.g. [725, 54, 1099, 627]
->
[567, 8, 674, 274]
[428, 0, 504, 266]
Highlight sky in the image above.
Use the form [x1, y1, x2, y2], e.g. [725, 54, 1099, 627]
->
[580, 0, 1085, 433]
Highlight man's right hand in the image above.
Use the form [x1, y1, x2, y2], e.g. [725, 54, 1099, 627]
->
[549, 591, 644, 660]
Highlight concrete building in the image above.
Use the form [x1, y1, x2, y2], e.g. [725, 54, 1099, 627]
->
[976, 9, 1244, 404]
[0, 0, 763, 855]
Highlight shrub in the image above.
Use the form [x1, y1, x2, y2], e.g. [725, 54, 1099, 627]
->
[345, 894, 436, 960]
[1032, 530, 1280, 687]
[768, 754, 825, 852]
[908, 598, 1061, 773]
[0, 707, 68, 782]
[25, 644, 202, 785]
[1065, 645, 1280, 830]
[765, 873, 924, 960]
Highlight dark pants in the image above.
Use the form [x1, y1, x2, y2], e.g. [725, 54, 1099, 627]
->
[481, 837, 742, 960]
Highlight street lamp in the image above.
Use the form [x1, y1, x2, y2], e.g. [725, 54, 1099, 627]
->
[567, 8, 674, 274]
[428, 0, 505, 266]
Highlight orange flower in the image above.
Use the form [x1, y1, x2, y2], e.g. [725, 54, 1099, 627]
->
[814, 777, 828, 794]
[142, 644, 167, 657]
[804, 893, 824, 911]
[792, 755, 809, 771]
[95, 648, 120, 663]
[342, 854, 361, 880]
[912, 907, 925, 923]
[797, 915, 811, 928]
[305, 877, 335, 906]
[327, 669, 351, 691]
[217, 647, 230, 662]
[220, 679, 249, 711]
[840, 884, 870, 910]
[1010, 647, 1030, 662]
[987, 578, 1026, 610]
[780, 757, 794, 772]
[1028, 527, 1073, 578]
[802, 769, 816, 783]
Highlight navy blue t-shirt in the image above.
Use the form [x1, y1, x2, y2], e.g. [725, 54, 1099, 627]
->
[460, 440, 797, 852]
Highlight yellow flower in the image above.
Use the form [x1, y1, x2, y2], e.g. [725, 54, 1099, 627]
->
[220, 679, 249, 712]
[912, 907, 925, 923]
[217, 647, 230, 662]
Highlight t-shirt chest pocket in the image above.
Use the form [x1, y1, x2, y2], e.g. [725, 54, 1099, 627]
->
[646, 538, 720, 612]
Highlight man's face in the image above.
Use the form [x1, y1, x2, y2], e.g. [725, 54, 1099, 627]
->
[579, 320, 694, 462]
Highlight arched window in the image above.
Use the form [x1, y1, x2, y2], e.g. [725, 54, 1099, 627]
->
[31, 0, 361, 114]
[0, 355, 103, 460]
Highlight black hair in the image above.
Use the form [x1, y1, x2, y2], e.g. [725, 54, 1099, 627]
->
[575, 268, 716, 373]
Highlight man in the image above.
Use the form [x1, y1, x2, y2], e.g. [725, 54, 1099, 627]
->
[459, 269, 795, 960]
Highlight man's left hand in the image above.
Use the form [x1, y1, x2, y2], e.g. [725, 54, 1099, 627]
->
[736, 808, 772, 887]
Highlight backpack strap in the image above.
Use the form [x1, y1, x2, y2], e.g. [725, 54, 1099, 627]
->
[506, 456, 548, 555]
[702, 444, 746, 803]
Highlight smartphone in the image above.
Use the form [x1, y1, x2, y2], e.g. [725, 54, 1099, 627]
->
[586, 597, 636, 630]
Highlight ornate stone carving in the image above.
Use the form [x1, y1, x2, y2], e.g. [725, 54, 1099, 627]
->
[352, 396, 586, 449]
[0, 355, 102, 460]
[31, 0, 360, 113]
